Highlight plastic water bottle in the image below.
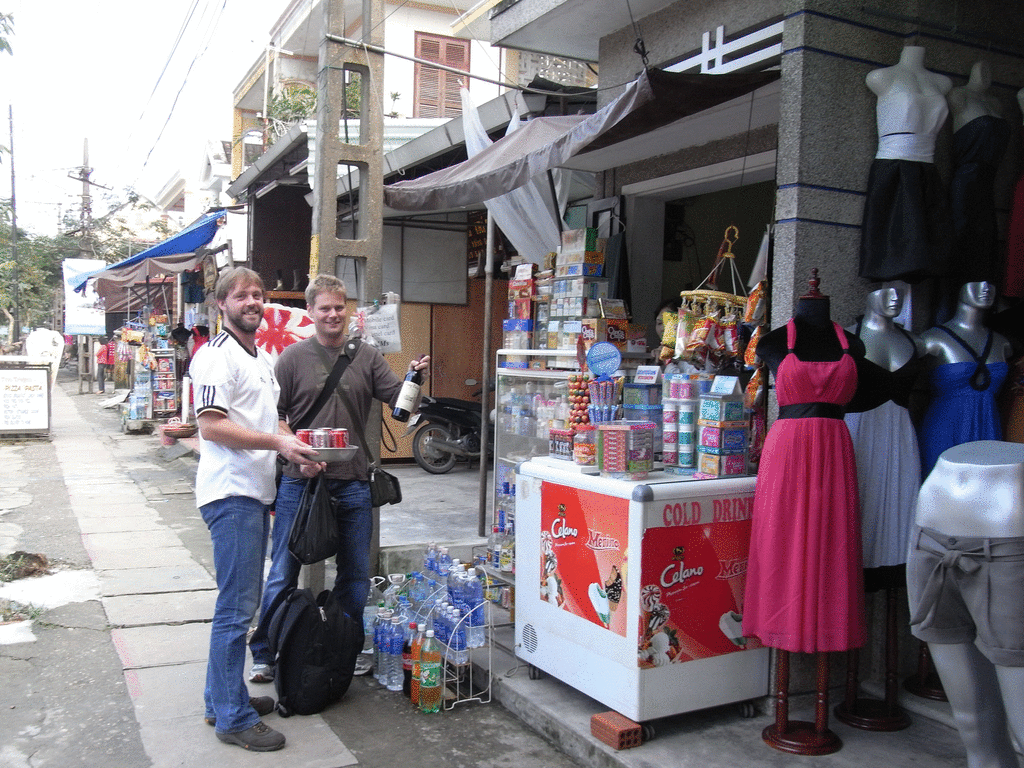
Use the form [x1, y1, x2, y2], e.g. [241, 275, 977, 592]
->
[447, 562, 463, 605]
[437, 547, 452, 578]
[450, 608, 468, 665]
[374, 608, 392, 684]
[383, 573, 407, 608]
[419, 630, 441, 714]
[466, 566, 486, 648]
[487, 526, 502, 567]
[500, 525, 515, 573]
[424, 542, 437, 576]
[363, 594, 381, 654]
[387, 616, 404, 691]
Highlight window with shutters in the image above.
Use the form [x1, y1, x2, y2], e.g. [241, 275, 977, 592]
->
[414, 32, 469, 118]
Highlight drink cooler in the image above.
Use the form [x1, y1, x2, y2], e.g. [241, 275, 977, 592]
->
[514, 459, 769, 722]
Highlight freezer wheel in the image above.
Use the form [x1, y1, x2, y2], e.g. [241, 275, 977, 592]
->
[527, 664, 544, 680]
[641, 723, 656, 742]
[738, 700, 757, 718]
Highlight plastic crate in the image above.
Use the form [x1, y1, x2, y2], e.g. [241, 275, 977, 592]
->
[591, 710, 642, 750]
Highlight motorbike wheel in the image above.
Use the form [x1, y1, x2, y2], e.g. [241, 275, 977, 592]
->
[412, 424, 458, 474]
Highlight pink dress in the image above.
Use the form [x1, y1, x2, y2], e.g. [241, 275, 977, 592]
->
[742, 320, 866, 652]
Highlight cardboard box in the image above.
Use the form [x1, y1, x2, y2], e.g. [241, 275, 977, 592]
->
[699, 396, 746, 424]
[581, 318, 628, 351]
[626, 324, 648, 353]
[556, 249, 605, 266]
[697, 450, 747, 476]
[561, 227, 605, 254]
[510, 299, 532, 320]
[555, 262, 604, 277]
[697, 424, 748, 455]
[508, 278, 535, 300]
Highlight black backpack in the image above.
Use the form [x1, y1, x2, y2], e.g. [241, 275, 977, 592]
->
[265, 588, 363, 716]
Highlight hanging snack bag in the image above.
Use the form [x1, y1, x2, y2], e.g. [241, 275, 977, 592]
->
[744, 366, 765, 410]
[744, 326, 763, 368]
[660, 309, 680, 361]
[744, 280, 766, 325]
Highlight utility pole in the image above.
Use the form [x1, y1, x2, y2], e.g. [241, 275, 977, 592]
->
[8, 105, 19, 344]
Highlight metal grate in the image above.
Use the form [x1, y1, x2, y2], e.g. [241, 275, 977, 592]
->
[522, 622, 538, 654]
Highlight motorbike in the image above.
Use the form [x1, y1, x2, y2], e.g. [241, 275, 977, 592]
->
[403, 383, 493, 474]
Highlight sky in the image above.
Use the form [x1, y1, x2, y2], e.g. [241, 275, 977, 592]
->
[0, 0, 292, 237]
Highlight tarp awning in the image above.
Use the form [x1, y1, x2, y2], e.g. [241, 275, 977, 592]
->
[383, 68, 780, 212]
[73, 210, 227, 296]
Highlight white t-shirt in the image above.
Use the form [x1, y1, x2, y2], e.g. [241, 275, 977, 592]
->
[190, 330, 281, 507]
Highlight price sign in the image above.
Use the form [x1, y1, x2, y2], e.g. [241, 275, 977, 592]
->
[0, 366, 50, 433]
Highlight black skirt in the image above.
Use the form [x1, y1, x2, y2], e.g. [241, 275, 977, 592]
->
[859, 158, 953, 283]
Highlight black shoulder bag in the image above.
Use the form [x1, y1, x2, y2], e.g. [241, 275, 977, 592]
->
[283, 342, 356, 564]
[311, 341, 402, 507]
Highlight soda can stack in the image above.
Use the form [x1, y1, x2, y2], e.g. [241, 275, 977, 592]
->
[661, 402, 678, 466]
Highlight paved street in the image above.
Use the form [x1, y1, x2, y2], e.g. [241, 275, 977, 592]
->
[0, 367, 1007, 768]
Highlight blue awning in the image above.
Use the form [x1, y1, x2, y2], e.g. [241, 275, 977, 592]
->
[73, 210, 226, 294]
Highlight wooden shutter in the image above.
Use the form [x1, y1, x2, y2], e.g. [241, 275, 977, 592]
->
[415, 33, 469, 118]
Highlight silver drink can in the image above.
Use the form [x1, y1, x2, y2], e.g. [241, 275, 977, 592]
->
[311, 428, 332, 448]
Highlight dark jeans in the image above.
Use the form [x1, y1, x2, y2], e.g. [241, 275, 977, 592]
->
[249, 475, 372, 666]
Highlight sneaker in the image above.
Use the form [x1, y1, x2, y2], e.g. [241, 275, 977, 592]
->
[204, 696, 275, 727]
[249, 663, 274, 683]
[353, 652, 373, 676]
[216, 721, 285, 752]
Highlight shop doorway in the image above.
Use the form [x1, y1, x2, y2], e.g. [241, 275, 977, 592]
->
[622, 150, 777, 336]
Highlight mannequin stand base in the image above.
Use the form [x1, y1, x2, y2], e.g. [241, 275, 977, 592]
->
[834, 698, 911, 731]
[763, 722, 842, 755]
[904, 672, 947, 702]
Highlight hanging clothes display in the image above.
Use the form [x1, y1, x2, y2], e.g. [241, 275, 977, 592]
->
[743, 320, 865, 653]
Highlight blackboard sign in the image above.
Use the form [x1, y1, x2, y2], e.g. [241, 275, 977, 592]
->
[0, 364, 50, 434]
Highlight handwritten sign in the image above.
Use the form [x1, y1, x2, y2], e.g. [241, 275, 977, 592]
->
[361, 302, 402, 355]
[0, 366, 50, 433]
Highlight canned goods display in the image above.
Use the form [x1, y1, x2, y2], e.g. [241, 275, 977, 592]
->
[296, 429, 314, 444]
[330, 428, 349, 447]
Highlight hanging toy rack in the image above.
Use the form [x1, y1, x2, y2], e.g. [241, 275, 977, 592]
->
[679, 225, 748, 310]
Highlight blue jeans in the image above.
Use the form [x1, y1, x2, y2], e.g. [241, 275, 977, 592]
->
[249, 475, 372, 667]
[200, 496, 270, 733]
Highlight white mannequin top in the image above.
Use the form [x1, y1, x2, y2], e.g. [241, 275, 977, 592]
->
[867, 46, 952, 162]
[847, 286, 921, 371]
[916, 441, 1024, 537]
[948, 61, 1003, 133]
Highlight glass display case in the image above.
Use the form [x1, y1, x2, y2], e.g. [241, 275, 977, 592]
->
[493, 350, 579, 535]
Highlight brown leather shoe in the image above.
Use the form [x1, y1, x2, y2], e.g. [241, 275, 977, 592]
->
[204, 696, 275, 727]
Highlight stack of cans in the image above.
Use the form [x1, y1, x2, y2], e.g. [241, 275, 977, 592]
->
[296, 427, 348, 447]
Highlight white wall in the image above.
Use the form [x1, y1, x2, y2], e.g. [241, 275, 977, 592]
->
[383, 5, 502, 117]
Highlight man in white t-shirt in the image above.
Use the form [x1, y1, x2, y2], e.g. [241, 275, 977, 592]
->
[190, 267, 318, 752]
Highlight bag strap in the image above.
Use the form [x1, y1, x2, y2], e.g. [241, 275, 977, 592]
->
[292, 345, 353, 431]
[311, 339, 378, 469]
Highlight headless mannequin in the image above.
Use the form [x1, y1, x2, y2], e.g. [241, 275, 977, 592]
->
[910, 442, 1024, 768]
[922, 282, 1012, 367]
[948, 61, 1002, 132]
[753, 274, 865, 754]
[866, 45, 952, 163]
[756, 295, 866, 373]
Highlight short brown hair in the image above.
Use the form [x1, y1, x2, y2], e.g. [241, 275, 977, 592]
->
[305, 274, 347, 307]
[215, 267, 264, 303]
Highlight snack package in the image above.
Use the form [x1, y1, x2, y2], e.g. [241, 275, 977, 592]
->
[744, 366, 765, 410]
[744, 281, 766, 325]
[660, 310, 680, 360]
[744, 325, 763, 367]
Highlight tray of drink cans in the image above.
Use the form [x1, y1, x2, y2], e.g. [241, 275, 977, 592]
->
[297, 427, 358, 463]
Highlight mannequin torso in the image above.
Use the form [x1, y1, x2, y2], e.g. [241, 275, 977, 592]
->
[756, 296, 866, 374]
[948, 61, 1003, 133]
[867, 46, 952, 163]
[921, 282, 1012, 365]
[848, 287, 922, 371]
